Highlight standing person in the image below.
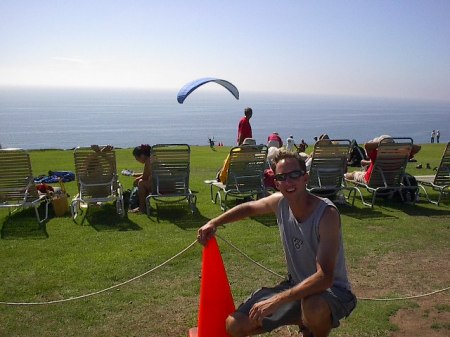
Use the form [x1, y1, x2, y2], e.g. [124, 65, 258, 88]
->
[431, 130, 435, 143]
[130, 144, 152, 213]
[298, 139, 308, 153]
[198, 151, 356, 337]
[267, 132, 283, 148]
[436, 130, 440, 143]
[286, 135, 295, 152]
[237, 107, 253, 145]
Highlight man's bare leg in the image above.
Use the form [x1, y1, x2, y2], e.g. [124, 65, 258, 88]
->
[225, 312, 265, 337]
[301, 295, 332, 337]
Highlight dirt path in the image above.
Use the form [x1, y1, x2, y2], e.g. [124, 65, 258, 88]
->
[350, 248, 450, 336]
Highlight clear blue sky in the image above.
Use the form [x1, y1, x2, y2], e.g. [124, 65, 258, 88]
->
[1, 0, 449, 100]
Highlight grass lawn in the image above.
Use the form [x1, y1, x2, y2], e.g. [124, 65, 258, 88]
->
[0, 144, 449, 337]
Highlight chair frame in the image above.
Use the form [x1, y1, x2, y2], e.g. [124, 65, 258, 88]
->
[345, 137, 415, 208]
[145, 144, 197, 215]
[417, 141, 450, 205]
[70, 146, 124, 220]
[0, 148, 49, 225]
[307, 139, 356, 200]
[208, 145, 268, 211]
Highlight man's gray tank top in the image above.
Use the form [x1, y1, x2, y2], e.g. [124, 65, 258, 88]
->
[276, 196, 351, 290]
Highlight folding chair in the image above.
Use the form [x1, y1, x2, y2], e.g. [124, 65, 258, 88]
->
[307, 139, 356, 200]
[417, 141, 450, 205]
[0, 148, 49, 224]
[346, 138, 414, 208]
[146, 144, 197, 215]
[71, 146, 124, 219]
[207, 145, 268, 211]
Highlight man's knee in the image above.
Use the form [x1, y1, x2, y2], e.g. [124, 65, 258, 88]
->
[225, 313, 255, 337]
[225, 315, 242, 337]
[301, 295, 331, 328]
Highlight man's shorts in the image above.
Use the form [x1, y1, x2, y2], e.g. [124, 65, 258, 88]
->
[236, 280, 357, 332]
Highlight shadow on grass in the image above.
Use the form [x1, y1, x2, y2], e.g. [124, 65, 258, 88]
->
[149, 203, 210, 230]
[251, 214, 278, 227]
[339, 204, 399, 221]
[1, 208, 48, 240]
[400, 203, 450, 217]
[83, 204, 142, 231]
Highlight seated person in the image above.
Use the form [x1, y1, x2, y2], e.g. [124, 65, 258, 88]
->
[130, 144, 152, 213]
[267, 132, 283, 148]
[264, 147, 280, 190]
[217, 138, 256, 184]
[345, 136, 421, 184]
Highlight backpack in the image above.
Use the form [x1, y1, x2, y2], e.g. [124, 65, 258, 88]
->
[129, 187, 140, 210]
[394, 173, 418, 203]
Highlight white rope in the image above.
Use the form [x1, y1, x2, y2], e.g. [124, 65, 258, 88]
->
[0, 239, 198, 306]
[216, 234, 450, 302]
[216, 234, 286, 279]
[358, 286, 450, 301]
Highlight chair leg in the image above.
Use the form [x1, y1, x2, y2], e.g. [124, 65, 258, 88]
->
[210, 184, 216, 204]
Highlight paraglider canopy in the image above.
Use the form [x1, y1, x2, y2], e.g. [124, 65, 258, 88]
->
[177, 77, 239, 104]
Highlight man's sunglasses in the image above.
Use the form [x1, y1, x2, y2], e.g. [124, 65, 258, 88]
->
[274, 170, 305, 182]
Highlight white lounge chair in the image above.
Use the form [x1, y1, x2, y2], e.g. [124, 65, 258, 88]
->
[71, 146, 124, 220]
[346, 138, 414, 208]
[146, 144, 197, 215]
[417, 141, 450, 205]
[0, 148, 49, 224]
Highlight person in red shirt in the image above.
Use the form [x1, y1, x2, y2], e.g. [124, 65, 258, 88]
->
[237, 107, 253, 145]
[267, 132, 283, 148]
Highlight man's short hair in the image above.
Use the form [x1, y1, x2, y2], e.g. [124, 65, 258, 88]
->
[244, 107, 253, 116]
[274, 150, 307, 173]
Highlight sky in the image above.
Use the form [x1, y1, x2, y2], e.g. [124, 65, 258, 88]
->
[1, 0, 450, 101]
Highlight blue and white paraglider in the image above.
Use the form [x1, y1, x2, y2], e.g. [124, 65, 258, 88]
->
[177, 77, 239, 104]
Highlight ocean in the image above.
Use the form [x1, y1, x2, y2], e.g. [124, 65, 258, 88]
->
[0, 87, 449, 149]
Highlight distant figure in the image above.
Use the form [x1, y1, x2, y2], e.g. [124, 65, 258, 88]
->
[298, 138, 308, 152]
[208, 137, 215, 149]
[130, 144, 152, 213]
[436, 130, 440, 143]
[313, 136, 318, 142]
[431, 130, 436, 143]
[237, 107, 253, 145]
[267, 132, 283, 148]
[286, 135, 295, 152]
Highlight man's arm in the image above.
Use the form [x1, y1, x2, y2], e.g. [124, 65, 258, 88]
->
[248, 207, 341, 321]
[197, 193, 282, 245]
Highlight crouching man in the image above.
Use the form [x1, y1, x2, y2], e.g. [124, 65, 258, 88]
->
[198, 151, 356, 337]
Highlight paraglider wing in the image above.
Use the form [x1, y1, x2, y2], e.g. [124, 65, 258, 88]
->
[177, 77, 239, 104]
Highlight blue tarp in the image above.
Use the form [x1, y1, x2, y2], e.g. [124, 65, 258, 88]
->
[34, 171, 75, 184]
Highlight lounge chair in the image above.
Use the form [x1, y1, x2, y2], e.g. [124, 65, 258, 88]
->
[207, 145, 268, 211]
[307, 139, 355, 199]
[146, 144, 196, 215]
[0, 148, 49, 224]
[417, 141, 450, 205]
[71, 146, 124, 219]
[345, 137, 414, 208]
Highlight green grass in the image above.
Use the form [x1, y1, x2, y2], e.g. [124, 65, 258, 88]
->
[0, 144, 449, 337]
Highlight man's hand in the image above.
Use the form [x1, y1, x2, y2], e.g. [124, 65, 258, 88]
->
[197, 221, 217, 245]
[249, 297, 282, 324]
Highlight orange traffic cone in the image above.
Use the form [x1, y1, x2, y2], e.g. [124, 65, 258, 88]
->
[188, 237, 235, 337]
